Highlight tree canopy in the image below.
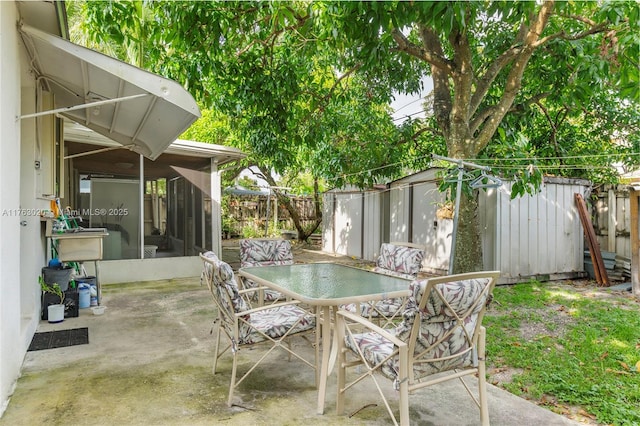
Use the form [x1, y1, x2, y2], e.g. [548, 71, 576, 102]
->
[74, 0, 639, 270]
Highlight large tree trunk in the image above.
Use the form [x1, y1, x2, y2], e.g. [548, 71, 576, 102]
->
[393, 2, 555, 273]
[452, 192, 484, 273]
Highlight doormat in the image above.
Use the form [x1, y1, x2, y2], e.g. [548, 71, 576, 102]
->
[28, 327, 89, 351]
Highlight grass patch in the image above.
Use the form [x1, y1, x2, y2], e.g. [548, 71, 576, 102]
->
[485, 281, 640, 425]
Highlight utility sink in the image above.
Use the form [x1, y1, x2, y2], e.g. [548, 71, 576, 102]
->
[46, 224, 108, 262]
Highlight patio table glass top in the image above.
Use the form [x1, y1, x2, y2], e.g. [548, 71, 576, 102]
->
[239, 262, 411, 305]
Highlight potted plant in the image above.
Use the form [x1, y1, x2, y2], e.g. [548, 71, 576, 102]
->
[39, 276, 65, 323]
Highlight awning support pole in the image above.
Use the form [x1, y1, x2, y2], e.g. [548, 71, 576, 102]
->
[63, 144, 134, 160]
[18, 93, 149, 121]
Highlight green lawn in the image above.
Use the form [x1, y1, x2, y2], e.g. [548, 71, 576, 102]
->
[484, 281, 640, 426]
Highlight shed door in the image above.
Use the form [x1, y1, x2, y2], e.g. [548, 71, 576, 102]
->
[333, 193, 363, 258]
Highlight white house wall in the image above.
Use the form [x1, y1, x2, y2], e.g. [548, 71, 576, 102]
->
[1, 1, 55, 415]
[0, 3, 23, 414]
[2, 2, 243, 417]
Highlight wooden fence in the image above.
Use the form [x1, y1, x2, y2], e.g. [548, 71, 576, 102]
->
[590, 184, 633, 281]
[225, 194, 318, 237]
[591, 185, 631, 258]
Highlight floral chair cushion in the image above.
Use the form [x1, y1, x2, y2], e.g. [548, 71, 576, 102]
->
[240, 239, 294, 301]
[241, 304, 315, 345]
[203, 252, 315, 345]
[342, 243, 425, 318]
[341, 297, 404, 319]
[240, 239, 294, 265]
[201, 250, 219, 283]
[207, 253, 251, 317]
[374, 243, 425, 280]
[344, 277, 493, 387]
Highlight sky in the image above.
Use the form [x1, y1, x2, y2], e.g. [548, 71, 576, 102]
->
[390, 76, 434, 122]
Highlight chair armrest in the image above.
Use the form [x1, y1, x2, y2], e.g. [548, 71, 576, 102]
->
[238, 287, 259, 296]
[336, 309, 406, 348]
[235, 299, 304, 318]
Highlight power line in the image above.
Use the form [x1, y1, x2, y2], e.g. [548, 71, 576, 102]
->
[323, 152, 639, 186]
[392, 96, 425, 113]
[392, 110, 426, 122]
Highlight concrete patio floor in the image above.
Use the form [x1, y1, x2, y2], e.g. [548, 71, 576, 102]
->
[1, 247, 583, 426]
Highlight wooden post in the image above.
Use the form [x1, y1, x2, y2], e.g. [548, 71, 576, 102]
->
[630, 189, 639, 298]
[575, 193, 609, 286]
[608, 188, 616, 252]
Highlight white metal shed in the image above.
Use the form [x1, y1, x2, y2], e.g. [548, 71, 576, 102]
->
[323, 169, 591, 283]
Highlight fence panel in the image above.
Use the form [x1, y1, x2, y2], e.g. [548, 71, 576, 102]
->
[226, 195, 317, 236]
[592, 185, 631, 258]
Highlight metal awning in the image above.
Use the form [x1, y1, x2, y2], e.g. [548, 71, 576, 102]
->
[18, 24, 201, 160]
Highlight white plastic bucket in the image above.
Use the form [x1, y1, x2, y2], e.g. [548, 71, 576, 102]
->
[78, 284, 91, 309]
[47, 304, 64, 323]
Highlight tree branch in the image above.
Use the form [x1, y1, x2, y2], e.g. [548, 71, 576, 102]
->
[470, 45, 525, 117]
[474, 0, 556, 151]
[471, 92, 550, 134]
[449, 22, 474, 134]
[391, 27, 454, 73]
[470, 13, 533, 117]
[417, 24, 453, 137]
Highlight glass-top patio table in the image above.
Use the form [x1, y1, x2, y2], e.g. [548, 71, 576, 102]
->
[238, 262, 412, 414]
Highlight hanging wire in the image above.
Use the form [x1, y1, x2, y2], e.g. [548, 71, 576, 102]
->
[322, 151, 637, 188]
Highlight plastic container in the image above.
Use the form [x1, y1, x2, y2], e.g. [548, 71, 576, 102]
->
[79, 276, 97, 286]
[91, 306, 106, 315]
[42, 266, 73, 291]
[144, 245, 158, 258]
[90, 285, 98, 307]
[48, 258, 62, 268]
[76, 276, 98, 306]
[78, 283, 91, 308]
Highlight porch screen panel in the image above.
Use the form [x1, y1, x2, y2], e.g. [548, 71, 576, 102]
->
[90, 178, 140, 260]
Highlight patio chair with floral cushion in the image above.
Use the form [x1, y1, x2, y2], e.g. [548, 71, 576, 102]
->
[238, 238, 294, 304]
[336, 271, 500, 426]
[342, 242, 425, 327]
[200, 251, 317, 407]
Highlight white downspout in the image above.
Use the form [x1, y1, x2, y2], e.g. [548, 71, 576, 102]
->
[210, 159, 221, 256]
[139, 154, 144, 258]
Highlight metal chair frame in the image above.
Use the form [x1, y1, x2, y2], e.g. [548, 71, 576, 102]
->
[200, 252, 317, 407]
[336, 271, 500, 426]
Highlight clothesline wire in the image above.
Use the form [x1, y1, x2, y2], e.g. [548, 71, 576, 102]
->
[324, 152, 638, 185]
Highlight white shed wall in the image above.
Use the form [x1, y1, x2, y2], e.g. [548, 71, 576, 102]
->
[389, 183, 409, 243]
[362, 191, 383, 261]
[388, 174, 450, 273]
[482, 178, 586, 281]
[322, 189, 383, 259]
[324, 169, 589, 283]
